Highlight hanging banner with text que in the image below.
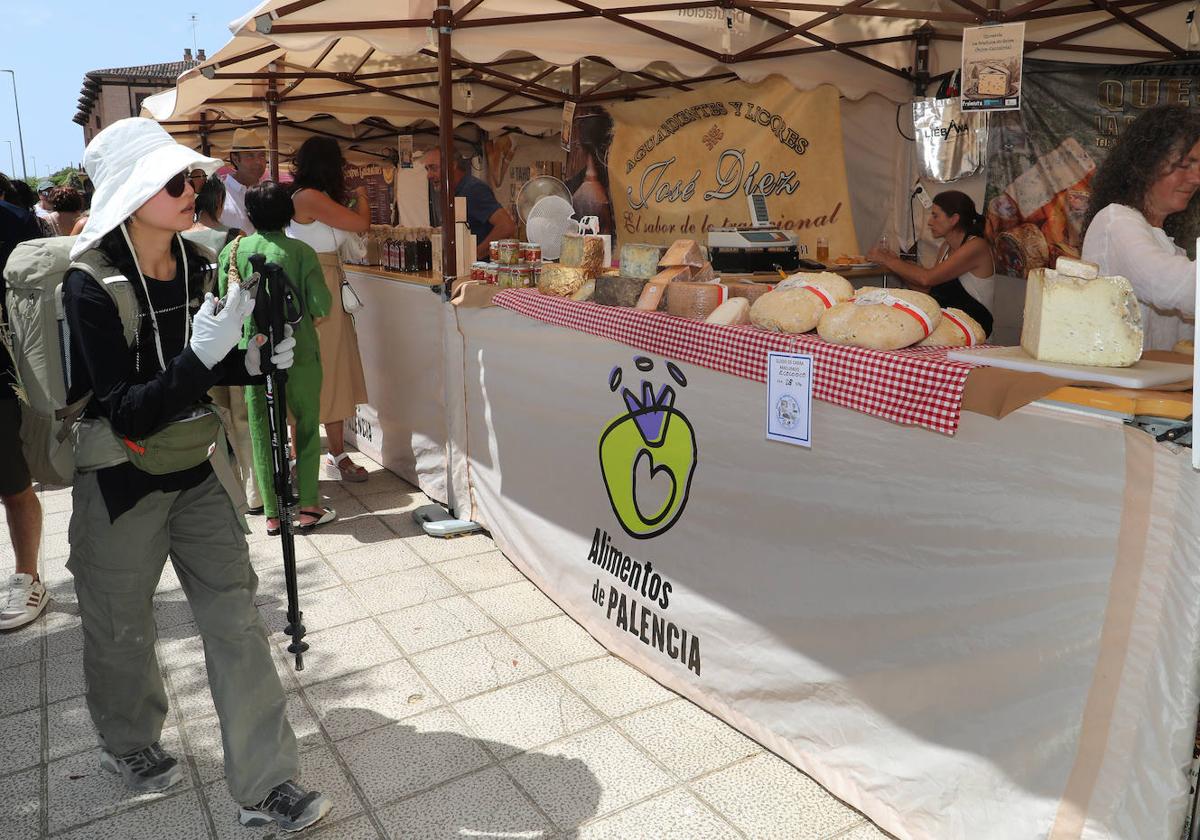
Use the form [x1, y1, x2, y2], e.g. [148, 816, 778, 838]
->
[593, 77, 859, 256]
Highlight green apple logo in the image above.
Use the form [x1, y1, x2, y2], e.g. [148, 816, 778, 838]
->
[599, 358, 698, 540]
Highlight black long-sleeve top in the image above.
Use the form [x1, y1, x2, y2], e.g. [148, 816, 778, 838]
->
[63, 261, 255, 522]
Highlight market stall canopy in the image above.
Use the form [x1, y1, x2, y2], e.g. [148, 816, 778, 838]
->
[234, 0, 1198, 105]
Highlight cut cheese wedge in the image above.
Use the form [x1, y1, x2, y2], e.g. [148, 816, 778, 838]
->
[1021, 267, 1143, 367]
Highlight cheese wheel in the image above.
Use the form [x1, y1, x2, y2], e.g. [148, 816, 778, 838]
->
[652, 265, 693, 284]
[1021, 268, 1143, 366]
[688, 262, 716, 284]
[659, 239, 705, 268]
[635, 281, 668, 311]
[749, 272, 854, 334]
[818, 287, 943, 350]
[705, 297, 751, 326]
[560, 234, 605, 277]
[570, 279, 595, 302]
[723, 281, 772, 303]
[594, 275, 649, 307]
[537, 263, 588, 297]
[620, 243, 666, 279]
[666, 282, 725, 320]
[995, 223, 1050, 277]
[918, 307, 987, 347]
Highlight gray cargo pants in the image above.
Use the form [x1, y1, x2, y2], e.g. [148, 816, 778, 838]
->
[67, 470, 298, 805]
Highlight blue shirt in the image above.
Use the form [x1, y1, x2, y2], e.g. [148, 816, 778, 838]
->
[455, 174, 503, 240]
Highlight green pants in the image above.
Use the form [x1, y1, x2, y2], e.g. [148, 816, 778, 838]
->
[67, 471, 298, 804]
[245, 362, 322, 518]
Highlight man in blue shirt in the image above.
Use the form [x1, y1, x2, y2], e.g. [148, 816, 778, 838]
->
[424, 147, 516, 260]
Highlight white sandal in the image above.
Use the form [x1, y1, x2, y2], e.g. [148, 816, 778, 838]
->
[323, 452, 368, 483]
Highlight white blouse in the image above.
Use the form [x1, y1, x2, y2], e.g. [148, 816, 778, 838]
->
[1082, 203, 1196, 351]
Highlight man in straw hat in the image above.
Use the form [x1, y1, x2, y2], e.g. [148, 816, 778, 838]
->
[222, 127, 269, 235]
[63, 117, 330, 832]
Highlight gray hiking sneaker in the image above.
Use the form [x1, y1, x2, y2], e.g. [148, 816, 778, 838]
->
[238, 780, 331, 832]
[99, 741, 184, 793]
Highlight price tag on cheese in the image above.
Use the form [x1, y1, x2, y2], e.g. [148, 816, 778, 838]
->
[767, 352, 814, 448]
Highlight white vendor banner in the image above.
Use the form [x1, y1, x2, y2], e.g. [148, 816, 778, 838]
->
[447, 304, 1200, 840]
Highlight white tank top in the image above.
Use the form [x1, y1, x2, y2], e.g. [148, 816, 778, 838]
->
[286, 190, 349, 254]
[938, 237, 996, 310]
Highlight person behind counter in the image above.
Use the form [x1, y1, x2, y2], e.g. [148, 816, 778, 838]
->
[1082, 105, 1200, 352]
[289, 136, 371, 483]
[867, 190, 996, 337]
[423, 146, 516, 260]
[222, 128, 268, 235]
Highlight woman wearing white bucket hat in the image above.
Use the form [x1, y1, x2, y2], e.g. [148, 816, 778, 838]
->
[62, 118, 330, 833]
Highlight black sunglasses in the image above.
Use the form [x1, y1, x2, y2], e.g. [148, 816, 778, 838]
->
[164, 170, 191, 198]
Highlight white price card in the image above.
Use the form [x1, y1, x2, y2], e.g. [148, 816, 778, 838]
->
[767, 352, 814, 447]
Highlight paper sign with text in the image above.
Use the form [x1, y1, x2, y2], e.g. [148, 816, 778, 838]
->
[767, 353, 814, 448]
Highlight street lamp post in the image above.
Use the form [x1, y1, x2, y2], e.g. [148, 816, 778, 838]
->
[0, 70, 28, 180]
[2, 139, 13, 175]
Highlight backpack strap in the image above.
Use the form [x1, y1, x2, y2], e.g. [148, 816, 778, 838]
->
[68, 250, 140, 348]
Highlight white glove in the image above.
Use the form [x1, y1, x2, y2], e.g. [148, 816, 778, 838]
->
[190, 285, 252, 370]
[245, 324, 296, 375]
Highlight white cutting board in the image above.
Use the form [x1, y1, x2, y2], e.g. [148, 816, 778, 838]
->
[948, 346, 1192, 389]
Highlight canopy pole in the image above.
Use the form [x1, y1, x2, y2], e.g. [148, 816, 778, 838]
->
[267, 69, 280, 181]
[436, 4, 457, 300]
[199, 111, 211, 157]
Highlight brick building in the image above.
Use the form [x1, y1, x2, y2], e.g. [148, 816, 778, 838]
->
[74, 49, 205, 145]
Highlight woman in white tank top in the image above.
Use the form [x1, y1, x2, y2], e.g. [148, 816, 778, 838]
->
[289, 137, 372, 482]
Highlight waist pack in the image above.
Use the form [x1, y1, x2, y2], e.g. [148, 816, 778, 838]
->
[118, 406, 223, 475]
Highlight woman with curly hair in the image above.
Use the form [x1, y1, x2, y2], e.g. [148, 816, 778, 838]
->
[47, 186, 85, 236]
[288, 136, 371, 482]
[1082, 105, 1200, 350]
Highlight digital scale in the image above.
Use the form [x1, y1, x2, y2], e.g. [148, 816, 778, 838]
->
[707, 192, 801, 275]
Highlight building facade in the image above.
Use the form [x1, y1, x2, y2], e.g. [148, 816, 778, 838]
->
[74, 49, 204, 145]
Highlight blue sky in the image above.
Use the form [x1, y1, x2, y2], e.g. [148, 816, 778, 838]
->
[0, 0, 251, 179]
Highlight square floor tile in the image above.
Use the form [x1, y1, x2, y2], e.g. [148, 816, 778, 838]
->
[289, 619, 402, 687]
[0, 766, 40, 840]
[258, 584, 368, 636]
[558, 657, 676, 719]
[343, 468, 413, 499]
[376, 765, 553, 840]
[374, 509, 428, 539]
[153, 595, 196, 632]
[204, 744, 361, 840]
[0, 618, 45, 669]
[304, 515, 397, 557]
[323, 541, 425, 583]
[167, 661, 219, 722]
[247, 532, 321, 565]
[337, 707, 490, 804]
[155, 623, 207, 672]
[47, 648, 87, 704]
[470, 581, 562, 627]
[410, 632, 544, 702]
[505, 724, 672, 830]
[577, 788, 739, 840]
[48, 694, 178, 761]
[617, 699, 761, 780]
[350, 567, 457, 615]
[46, 727, 187, 834]
[691, 753, 862, 840]
[307, 814, 382, 840]
[377, 596, 497, 655]
[434, 551, 526, 593]
[0, 660, 40, 716]
[510, 614, 607, 670]
[401, 533, 497, 563]
[52, 790, 209, 840]
[304, 658, 440, 741]
[833, 822, 889, 839]
[0, 707, 41, 772]
[355, 487, 425, 515]
[253, 555, 341, 602]
[454, 673, 601, 760]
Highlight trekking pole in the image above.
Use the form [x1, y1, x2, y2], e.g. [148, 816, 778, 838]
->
[247, 253, 308, 671]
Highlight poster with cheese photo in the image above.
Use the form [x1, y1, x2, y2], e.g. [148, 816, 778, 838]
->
[983, 59, 1200, 278]
[961, 22, 1025, 113]
[566, 76, 858, 256]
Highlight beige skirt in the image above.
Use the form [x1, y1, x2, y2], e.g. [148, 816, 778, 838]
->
[314, 252, 369, 424]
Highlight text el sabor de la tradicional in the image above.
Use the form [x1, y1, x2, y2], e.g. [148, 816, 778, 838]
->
[586, 528, 702, 676]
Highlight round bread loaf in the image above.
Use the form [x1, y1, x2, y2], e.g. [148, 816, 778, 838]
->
[749, 272, 853, 334]
[818, 287, 943, 350]
[918, 307, 986, 347]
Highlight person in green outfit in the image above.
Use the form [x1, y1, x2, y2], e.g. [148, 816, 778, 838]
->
[218, 181, 335, 534]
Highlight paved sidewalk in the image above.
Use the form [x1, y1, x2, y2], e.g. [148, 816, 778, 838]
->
[1, 452, 890, 839]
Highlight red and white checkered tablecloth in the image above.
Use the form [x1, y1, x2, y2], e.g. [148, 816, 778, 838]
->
[492, 289, 978, 435]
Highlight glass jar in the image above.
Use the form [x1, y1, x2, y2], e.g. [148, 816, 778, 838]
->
[497, 239, 521, 265]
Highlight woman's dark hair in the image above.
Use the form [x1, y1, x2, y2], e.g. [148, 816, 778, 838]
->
[932, 190, 985, 237]
[194, 176, 226, 221]
[49, 187, 83, 213]
[0, 172, 12, 201]
[291, 136, 347, 205]
[245, 180, 295, 232]
[1085, 105, 1200, 242]
[9, 179, 37, 210]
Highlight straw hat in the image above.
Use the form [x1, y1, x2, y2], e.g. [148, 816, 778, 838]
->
[71, 118, 221, 259]
[229, 127, 268, 153]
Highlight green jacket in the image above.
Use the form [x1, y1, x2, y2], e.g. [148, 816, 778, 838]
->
[217, 231, 331, 366]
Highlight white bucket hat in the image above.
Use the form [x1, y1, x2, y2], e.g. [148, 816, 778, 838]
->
[71, 117, 222, 259]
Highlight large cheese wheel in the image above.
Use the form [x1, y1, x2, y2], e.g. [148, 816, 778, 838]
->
[594, 275, 649, 307]
[918, 307, 987, 347]
[995, 223, 1050, 277]
[818, 287, 943, 350]
[666, 282, 724, 319]
[723, 281, 772, 303]
[749, 272, 854, 334]
[537, 263, 588, 297]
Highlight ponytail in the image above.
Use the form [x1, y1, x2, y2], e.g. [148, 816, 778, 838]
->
[932, 190, 985, 237]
